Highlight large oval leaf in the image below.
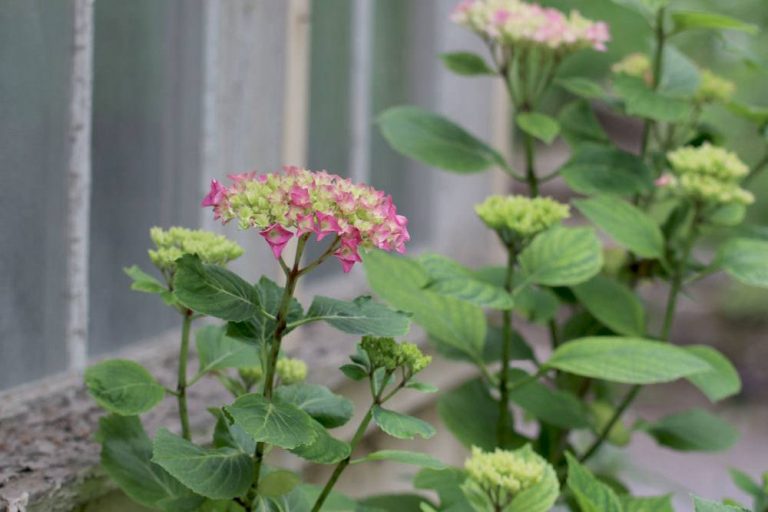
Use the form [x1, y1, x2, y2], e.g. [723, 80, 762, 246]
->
[640, 408, 739, 452]
[559, 145, 653, 196]
[274, 383, 354, 429]
[519, 227, 603, 287]
[572, 275, 647, 337]
[85, 359, 164, 415]
[420, 253, 514, 310]
[377, 106, 505, 173]
[684, 345, 741, 402]
[354, 450, 446, 470]
[225, 394, 316, 449]
[372, 406, 436, 440]
[289, 419, 350, 464]
[672, 11, 757, 35]
[717, 238, 768, 288]
[546, 337, 711, 384]
[300, 295, 411, 336]
[195, 325, 261, 377]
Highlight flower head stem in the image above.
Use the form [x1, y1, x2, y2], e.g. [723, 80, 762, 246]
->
[640, 7, 666, 159]
[497, 247, 517, 448]
[176, 308, 193, 440]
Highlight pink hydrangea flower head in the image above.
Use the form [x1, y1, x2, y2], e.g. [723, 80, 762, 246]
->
[202, 167, 410, 271]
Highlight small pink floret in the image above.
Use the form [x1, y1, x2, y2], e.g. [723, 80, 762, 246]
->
[334, 239, 363, 273]
[259, 224, 294, 259]
[315, 212, 342, 241]
[202, 179, 226, 207]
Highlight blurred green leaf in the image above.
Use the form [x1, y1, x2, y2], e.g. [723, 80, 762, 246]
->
[684, 346, 741, 402]
[516, 112, 561, 145]
[672, 11, 757, 36]
[440, 52, 494, 76]
[560, 145, 653, 196]
[373, 406, 436, 440]
[641, 408, 739, 452]
[717, 238, 768, 288]
[353, 450, 446, 470]
[566, 453, 623, 512]
[572, 275, 646, 337]
[559, 101, 611, 148]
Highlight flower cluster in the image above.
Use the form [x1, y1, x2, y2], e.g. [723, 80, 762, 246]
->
[361, 336, 432, 375]
[451, 0, 610, 52]
[612, 52, 652, 83]
[695, 69, 735, 104]
[666, 144, 753, 206]
[238, 366, 263, 385]
[475, 195, 570, 238]
[465, 446, 545, 497]
[148, 226, 243, 274]
[202, 167, 409, 272]
[276, 358, 308, 385]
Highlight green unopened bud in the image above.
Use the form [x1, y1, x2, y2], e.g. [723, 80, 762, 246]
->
[695, 69, 735, 104]
[475, 195, 570, 239]
[276, 358, 307, 385]
[148, 226, 244, 274]
[398, 342, 431, 374]
[361, 336, 400, 371]
[667, 144, 753, 207]
[238, 366, 263, 384]
[465, 446, 546, 499]
[612, 53, 652, 82]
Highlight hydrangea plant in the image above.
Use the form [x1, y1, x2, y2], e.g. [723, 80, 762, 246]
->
[84, 169, 439, 511]
[369, 0, 768, 510]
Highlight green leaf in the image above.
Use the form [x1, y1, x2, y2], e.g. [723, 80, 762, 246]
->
[124, 265, 166, 294]
[546, 337, 711, 384]
[414, 468, 470, 510]
[353, 450, 446, 469]
[289, 419, 350, 464]
[211, 408, 256, 454]
[225, 393, 316, 449]
[572, 275, 647, 337]
[437, 378, 501, 450]
[566, 453, 623, 512]
[575, 195, 664, 260]
[440, 52, 494, 76]
[559, 101, 610, 148]
[620, 494, 674, 512]
[152, 429, 252, 500]
[519, 227, 603, 287]
[557, 77, 605, 99]
[505, 446, 560, 512]
[589, 401, 631, 447]
[302, 295, 411, 336]
[420, 253, 513, 310]
[361, 494, 432, 511]
[377, 106, 506, 173]
[373, 406, 436, 440]
[729, 468, 764, 497]
[406, 380, 439, 393]
[559, 145, 653, 196]
[96, 415, 203, 511]
[339, 364, 367, 381]
[512, 281, 560, 324]
[174, 254, 258, 321]
[85, 359, 164, 415]
[253, 485, 312, 512]
[613, 75, 692, 122]
[226, 276, 303, 344]
[693, 496, 749, 512]
[260, 470, 301, 499]
[516, 112, 560, 145]
[641, 408, 739, 452]
[718, 238, 768, 288]
[299, 485, 358, 511]
[364, 250, 486, 360]
[274, 383, 354, 429]
[195, 325, 260, 377]
[659, 46, 700, 97]
[684, 345, 741, 401]
[672, 11, 757, 35]
[507, 369, 590, 429]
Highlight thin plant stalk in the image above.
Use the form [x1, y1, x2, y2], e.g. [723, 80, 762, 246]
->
[176, 308, 193, 440]
[497, 247, 516, 447]
[640, 7, 667, 159]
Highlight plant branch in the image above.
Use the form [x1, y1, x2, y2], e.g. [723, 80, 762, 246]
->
[640, 7, 667, 160]
[497, 247, 517, 448]
[176, 309, 193, 440]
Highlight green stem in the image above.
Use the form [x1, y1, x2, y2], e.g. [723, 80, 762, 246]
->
[523, 130, 539, 197]
[744, 150, 768, 186]
[177, 309, 193, 440]
[497, 247, 516, 448]
[640, 7, 666, 160]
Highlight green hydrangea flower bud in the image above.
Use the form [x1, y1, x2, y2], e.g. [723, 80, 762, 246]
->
[276, 358, 308, 385]
[612, 52, 652, 82]
[666, 144, 753, 207]
[238, 366, 263, 383]
[475, 195, 570, 239]
[695, 69, 735, 104]
[398, 342, 432, 374]
[148, 226, 244, 274]
[465, 446, 546, 500]
[361, 336, 400, 371]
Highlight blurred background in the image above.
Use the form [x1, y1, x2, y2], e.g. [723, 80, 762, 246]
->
[1, 0, 767, 510]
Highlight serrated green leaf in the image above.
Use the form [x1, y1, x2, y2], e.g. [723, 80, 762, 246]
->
[274, 383, 354, 429]
[420, 253, 513, 310]
[620, 494, 674, 512]
[354, 450, 446, 469]
[174, 254, 259, 321]
[373, 406, 436, 440]
[152, 429, 252, 499]
[440, 52, 494, 76]
[718, 238, 768, 288]
[566, 453, 623, 512]
[684, 346, 741, 401]
[211, 408, 256, 454]
[507, 369, 590, 429]
[546, 337, 711, 384]
[642, 408, 739, 452]
[377, 106, 506, 173]
[519, 227, 603, 287]
[85, 359, 164, 415]
[575, 195, 664, 260]
[289, 419, 350, 464]
[124, 265, 167, 294]
[300, 295, 411, 336]
[572, 275, 647, 337]
[195, 325, 261, 377]
[516, 112, 560, 145]
[225, 393, 316, 449]
[226, 276, 303, 344]
[560, 145, 653, 196]
[672, 11, 757, 35]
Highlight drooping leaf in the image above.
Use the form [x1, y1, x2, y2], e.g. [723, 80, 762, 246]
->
[274, 383, 354, 429]
[377, 106, 506, 173]
[174, 254, 259, 321]
[85, 359, 165, 415]
[420, 253, 513, 310]
[339, 364, 368, 381]
[519, 227, 603, 287]
[373, 406, 436, 440]
[546, 337, 711, 384]
[96, 415, 203, 511]
[507, 369, 590, 429]
[152, 429, 253, 500]
[195, 325, 261, 377]
[572, 275, 647, 337]
[684, 346, 741, 402]
[353, 450, 446, 470]
[516, 112, 561, 145]
[613, 75, 692, 122]
[566, 453, 623, 512]
[717, 238, 768, 288]
[440, 52, 494, 76]
[225, 393, 316, 449]
[226, 276, 303, 344]
[641, 408, 739, 452]
[289, 419, 350, 464]
[559, 101, 610, 148]
[559, 144, 653, 196]
[124, 265, 167, 294]
[301, 295, 411, 336]
[672, 11, 757, 35]
[575, 195, 664, 260]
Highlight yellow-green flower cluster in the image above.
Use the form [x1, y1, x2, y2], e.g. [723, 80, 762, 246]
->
[276, 358, 308, 385]
[465, 446, 545, 497]
[148, 227, 243, 273]
[695, 69, 735, 104]
[667, 144, 753, 206]
[475, 195, 569, 238]
[612, 53, 651, 82]
[238, 366, 263, 384]
[361, 336, 432, 374]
